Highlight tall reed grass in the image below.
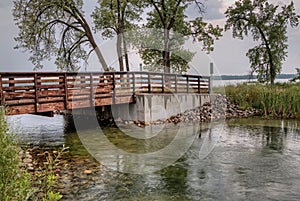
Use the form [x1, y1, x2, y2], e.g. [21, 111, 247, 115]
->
[222, 82, 300, 119]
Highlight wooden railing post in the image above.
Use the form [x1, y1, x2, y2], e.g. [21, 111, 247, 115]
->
[162, 74, 165, 93]
[186, 75, 189, 93]
[198, 77, 201, 94]
[8, 77, 14, 92]
[175, 75, 178, 93]
[0, 74, 3, 104]
[148, 73, 151, 93]
[63, 73, 69, 110]
[90, 73, 94, 107]
[112, 73, 116, 104]
[132, 73, 136, 95]
[34, 73, 39, 113]
[208, 77, 211, 94]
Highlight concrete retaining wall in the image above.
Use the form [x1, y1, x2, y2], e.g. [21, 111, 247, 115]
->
[111, 94, 216, 123]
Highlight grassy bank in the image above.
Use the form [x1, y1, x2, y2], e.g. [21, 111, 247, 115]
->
[0, 108, 62, 201]
[215, 82, 300, 119]
[0, 108, 32, 200]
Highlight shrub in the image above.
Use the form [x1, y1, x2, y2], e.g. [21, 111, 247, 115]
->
[0, 108, 32, 200]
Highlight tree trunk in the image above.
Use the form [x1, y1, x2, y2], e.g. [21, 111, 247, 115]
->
[94, 46, 109, 71]
[123, 35, 130, 71]
[117, 33, 124, 71]
[80, 15, 108, 71]
[163, 29, 171, 74]
[269, 59, 275, 85]
[257, 26, 275, 84]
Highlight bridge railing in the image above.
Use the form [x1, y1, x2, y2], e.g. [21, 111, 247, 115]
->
[0, 72, 210, 115]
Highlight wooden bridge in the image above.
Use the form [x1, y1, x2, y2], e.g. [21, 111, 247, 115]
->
[0, 72, 210, 115]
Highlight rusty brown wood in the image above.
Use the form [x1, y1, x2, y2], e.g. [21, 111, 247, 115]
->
[0, 71, 210, 115]
[34, 74, 38, 113]
[0, 74, 3, 105]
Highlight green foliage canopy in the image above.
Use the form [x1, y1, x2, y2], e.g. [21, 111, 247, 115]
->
[92, 0, 143, 71]
[138, 0, 223, 73]
[225, 0, 299, 84]
[13, 0, 108, 71]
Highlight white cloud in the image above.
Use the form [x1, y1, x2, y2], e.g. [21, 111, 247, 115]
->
[202, 0, 226, 20]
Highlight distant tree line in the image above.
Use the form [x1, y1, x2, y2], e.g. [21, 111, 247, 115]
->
[213, 73, 297, 81]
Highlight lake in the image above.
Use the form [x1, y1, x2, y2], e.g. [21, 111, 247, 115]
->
[213, 78, 290, 87]
[7, 114, 300, 200]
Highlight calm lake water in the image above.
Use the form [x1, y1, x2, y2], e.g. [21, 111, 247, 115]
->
[213, 78, 290, 87]
[7, 115, 300, 201]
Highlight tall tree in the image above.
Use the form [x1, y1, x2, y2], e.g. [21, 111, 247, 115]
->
[225, 0, 299, 84]
[139, 0, 222, 73]
[92, 0, 143, 71]
[13, 0, 108, 71]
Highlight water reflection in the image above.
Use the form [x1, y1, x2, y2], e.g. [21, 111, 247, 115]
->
[262, 126, 285, 151]
[6, 115, 300, 200]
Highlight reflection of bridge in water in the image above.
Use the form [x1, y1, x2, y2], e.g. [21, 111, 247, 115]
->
[0, 72, 210, 116]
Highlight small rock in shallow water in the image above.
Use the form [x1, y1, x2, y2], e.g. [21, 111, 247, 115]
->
[84, 170, 92, 174]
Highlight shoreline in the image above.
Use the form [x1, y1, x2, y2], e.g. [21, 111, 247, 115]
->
[112, 94, 263, 127]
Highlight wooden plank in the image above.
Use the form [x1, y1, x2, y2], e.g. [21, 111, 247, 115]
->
[115, 96, 134, 104]
[38, 97, 65, 103]
[37, 102, 65, 113]
[3, 91, 35, 98]
[94, 93, 113, 99]
[68, 95, 91, 101]
[92, 82, 114, 87]
[94, 98, 113, 106]
[94, 88, 113, 94]
[6, 104, 36, 115]
[3, 95, 35, 100]
[68, 88, 91, 96]
[115, 93, 134, 97]
[2, 86, 35, 91]
[38, 84, 65, 89]
[69, 100, 92, 109]
[1, 75, 35, 79]
[2, 79, 34, 84]
[5, 98, 35, 105]
[38, 90, 65, 97]
[37, 78, 64, 83]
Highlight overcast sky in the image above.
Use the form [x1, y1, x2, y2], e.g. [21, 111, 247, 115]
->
[0, 0, 299, 75]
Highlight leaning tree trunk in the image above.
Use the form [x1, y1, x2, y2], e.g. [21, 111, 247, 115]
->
[94, 46, 109, 71]
[80, 14, 108, 71]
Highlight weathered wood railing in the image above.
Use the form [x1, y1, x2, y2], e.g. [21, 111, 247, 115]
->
[0, 72, 210, 115]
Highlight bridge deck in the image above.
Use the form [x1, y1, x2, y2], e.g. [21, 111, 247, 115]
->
[0, 72, 210, 115]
